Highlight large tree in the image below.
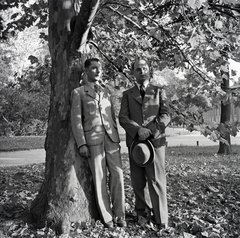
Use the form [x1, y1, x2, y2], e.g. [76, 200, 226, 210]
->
[29, 0, 101, 234]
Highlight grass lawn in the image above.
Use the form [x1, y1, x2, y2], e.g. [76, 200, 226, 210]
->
[0, 126, 192, 152]
[0, 136, 45, 152]
[0, 136, 240, 237]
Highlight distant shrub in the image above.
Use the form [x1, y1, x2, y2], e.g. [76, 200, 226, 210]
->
[0, 86, 49, 136]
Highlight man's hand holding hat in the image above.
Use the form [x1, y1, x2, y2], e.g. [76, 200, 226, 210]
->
[138, 127, 152, 140]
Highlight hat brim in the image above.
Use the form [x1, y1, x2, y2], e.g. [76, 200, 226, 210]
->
[130, 138, 155, 167]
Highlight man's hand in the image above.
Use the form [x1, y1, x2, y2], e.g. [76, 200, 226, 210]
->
[78, 145, 90, 158]
[138, 127, 152, 140]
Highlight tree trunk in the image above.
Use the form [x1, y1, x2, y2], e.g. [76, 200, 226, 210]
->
[218, 101, 232, 154]
[218, 62, 232, 155]
[30, 0, 100, 235]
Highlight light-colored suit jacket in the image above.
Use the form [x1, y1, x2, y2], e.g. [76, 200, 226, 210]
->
[71, 84, 120, 148]
[119, 83, 171, 148]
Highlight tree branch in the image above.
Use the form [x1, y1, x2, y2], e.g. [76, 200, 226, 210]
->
[71, 0, 100, 53]
[209, 5, 236, 19]
[209, 3, 240, 18]
[106, 5, 217, 86]
[89, 41, 134, 84]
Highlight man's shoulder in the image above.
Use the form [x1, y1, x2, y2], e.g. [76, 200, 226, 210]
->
[148, 82, 163, 90]
[148, 83, 168, 101]
[73, 85, 84, 91]
[123, 85, 137, 93]
[149, 83, 167, 94]
[71, 86, 85, 95]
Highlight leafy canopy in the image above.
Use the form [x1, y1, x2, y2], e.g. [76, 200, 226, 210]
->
[1, 0, 240, 139]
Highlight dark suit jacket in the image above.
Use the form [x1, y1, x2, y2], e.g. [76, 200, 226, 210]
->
[119, 83, 171, 148]
[71, 84, 120, 148]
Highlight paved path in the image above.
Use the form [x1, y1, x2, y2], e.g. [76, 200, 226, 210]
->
[0, 149, 45, 167]
[167, 133, 240, 147]
[0, 133, 239, 167]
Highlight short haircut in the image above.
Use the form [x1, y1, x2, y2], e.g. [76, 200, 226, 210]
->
[131, 58, 150, 71]
[84, 58, 100, 68]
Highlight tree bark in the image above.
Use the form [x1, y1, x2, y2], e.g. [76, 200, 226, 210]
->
[218, 63, 232, 155]
[30, 0, 100, 234]
[218, 101, 232, 154]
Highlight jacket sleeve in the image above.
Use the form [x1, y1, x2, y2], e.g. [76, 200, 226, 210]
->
[146, 89, 171, 139]
[157, 88, 171, 129]
[119, 91, 142, 139]
[146, 88, 171, 137]
[70, 88, 86, 148]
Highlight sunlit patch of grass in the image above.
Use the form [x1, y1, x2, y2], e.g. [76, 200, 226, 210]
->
[0, 136, 45, 151]
[0, 126, 194, 152]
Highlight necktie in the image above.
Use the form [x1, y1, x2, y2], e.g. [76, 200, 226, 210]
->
[140, 84, 145, 98]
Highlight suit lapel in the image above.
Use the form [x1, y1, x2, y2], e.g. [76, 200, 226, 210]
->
[84, 84, 99, 101]
[130, 85, 142, 104]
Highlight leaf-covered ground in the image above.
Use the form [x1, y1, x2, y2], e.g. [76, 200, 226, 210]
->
[0, 146, 240, 238]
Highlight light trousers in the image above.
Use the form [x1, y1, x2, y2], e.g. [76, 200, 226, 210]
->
[87, 133, 125, 223]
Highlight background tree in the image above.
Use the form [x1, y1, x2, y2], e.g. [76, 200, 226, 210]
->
[0, 24, 50, 135]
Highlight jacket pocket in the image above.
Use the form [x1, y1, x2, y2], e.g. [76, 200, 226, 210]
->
[84, 125, 104, 146]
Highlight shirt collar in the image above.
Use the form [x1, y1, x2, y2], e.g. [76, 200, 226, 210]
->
[88, 82, 101, 90]
[137, 80, 149, 90]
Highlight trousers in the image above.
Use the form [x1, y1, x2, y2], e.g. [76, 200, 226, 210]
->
[129, 146, 168, 225]
[87, 132, 125, 223]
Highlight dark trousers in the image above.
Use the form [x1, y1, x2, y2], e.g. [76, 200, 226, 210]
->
[129, 146, 168, 225]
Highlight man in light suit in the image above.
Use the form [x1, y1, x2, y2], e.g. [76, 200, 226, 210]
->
[71, 58, 126, 228]
[119, 58, 171, 229]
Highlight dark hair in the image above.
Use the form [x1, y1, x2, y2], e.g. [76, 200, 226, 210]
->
[131, 58, 150, 71]
[84, 58, 100, 68]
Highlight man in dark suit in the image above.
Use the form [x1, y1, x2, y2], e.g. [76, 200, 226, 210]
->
[71, 58, 126, 228]
[119, 58, 171, 229]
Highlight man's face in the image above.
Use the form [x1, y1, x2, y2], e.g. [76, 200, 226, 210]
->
[85, 61, 102, 83]
[133, 59, 150, 84]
